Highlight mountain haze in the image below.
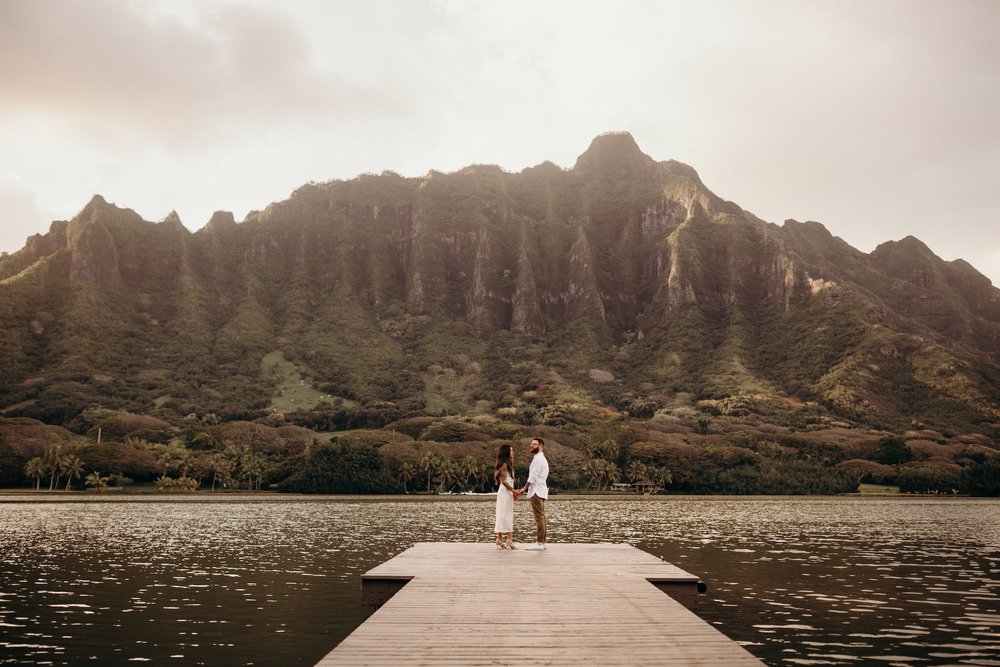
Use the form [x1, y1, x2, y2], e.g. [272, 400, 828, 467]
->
[1, 132, 998, 438]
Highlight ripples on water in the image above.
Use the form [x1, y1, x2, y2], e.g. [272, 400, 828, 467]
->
[0, 496, 997, 666]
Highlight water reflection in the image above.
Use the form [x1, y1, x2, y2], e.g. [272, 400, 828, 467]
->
[0, 496, 997, 666]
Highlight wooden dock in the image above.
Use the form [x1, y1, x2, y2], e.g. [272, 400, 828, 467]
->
[316, 543, 763, 666]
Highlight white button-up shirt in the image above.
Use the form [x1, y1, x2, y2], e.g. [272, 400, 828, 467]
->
[526, 452, 549, 499]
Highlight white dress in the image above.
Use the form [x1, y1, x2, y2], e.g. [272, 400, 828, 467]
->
[494, 473, 514, 533]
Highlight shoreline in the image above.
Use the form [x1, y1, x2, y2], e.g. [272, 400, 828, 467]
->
[0, 491, 979, 503]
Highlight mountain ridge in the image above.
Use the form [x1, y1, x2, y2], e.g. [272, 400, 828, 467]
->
[1, 133, 998, 440]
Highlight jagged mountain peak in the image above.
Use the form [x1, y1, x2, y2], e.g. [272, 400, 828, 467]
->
[204, 210, 236, 231]
[73, 194, 114, 226]
[872, 235, 935, 257]
[85, 193, 109, 208]
[71, 194, 141, 228]
[948, 257, 993, 284]
[162, 211, 183, 226]
[573, 131, 654, 173]
[869, 236, 944, 281]
[457, 163, 507, 176]
[521, 160, 564, 176]
[777, 219, 861, 259]
[782, 218, 829, 232]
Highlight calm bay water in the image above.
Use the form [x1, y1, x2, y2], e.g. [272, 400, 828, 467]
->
[1, 496, 998, 666]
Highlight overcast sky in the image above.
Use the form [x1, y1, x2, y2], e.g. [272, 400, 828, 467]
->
[2, 0, 998, 285]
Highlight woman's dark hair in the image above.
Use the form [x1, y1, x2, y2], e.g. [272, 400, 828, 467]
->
[495, 444, 513, 485]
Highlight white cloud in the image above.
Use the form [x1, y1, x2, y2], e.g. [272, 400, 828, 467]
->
[0, 0, 397, 146]
[0, 0, 998, 287]
[0, 180, 58, 252]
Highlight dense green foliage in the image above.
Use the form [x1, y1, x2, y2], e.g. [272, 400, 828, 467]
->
[2, 411, 998, 495]
[278, 441, 395, 494]
[1, 133, 998, 496]
[961, 460, 1000, 496]
[897, 463, 961, 494]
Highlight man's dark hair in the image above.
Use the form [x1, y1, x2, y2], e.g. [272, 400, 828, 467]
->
[533, 437, 545, 447]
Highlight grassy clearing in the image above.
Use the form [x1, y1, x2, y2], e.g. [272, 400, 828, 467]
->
[262, 350, 356, 413]
[423, 379, 457, 415]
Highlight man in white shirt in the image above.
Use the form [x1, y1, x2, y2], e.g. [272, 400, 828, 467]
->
[518, 437, 549, 550]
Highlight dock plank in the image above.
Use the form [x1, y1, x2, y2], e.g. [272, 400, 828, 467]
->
[316, 543, 762, 666]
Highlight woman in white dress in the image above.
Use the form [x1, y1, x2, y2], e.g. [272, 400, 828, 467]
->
[494, 444, 520, 549]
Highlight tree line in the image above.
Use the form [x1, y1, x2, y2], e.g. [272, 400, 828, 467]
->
[7, 422, 1000, 496]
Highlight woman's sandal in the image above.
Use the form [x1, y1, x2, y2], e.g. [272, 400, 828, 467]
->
[504, 540, 516, 550]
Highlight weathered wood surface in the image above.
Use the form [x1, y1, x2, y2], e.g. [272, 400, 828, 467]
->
[316, 542, 763, 666]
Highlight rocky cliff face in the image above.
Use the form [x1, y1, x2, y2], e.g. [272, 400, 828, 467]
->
[1, 132, 998, 434]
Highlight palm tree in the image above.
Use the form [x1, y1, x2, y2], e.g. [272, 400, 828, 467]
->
[460, 456, 478, 491]
[237, 453, 253, 490]
[437, 461, 461, 493]
[45, 446, 62, 491]
[419, 452, 441, 492]
[175, 449, 192, 478]
[598, 439, 620, 463]
[245, 454, 266, 491]
[61, 455, 85, 490]
[85, 471, 109, 491]
[25, 457, 45, 491]
[627, 460, 649, 484]
[210, 454, 233, 492]
[398, 462, 416, 493]
[597, 459, 611, 491]
[590, 459, 618, 491]
[156, 446, 175, 477]
[604, 460, 622, 491]
[476, 464, 491, 492]
[585, 459, 603, 490]
[652, 466, 673, 488]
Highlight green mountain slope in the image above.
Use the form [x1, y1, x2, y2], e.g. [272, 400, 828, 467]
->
[1, 132, 998, 439]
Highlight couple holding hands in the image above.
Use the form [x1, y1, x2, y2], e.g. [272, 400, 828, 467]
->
[494, 438, 549, 551]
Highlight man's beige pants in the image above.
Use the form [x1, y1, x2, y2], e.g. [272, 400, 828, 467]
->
[530, 495, 546, 544]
